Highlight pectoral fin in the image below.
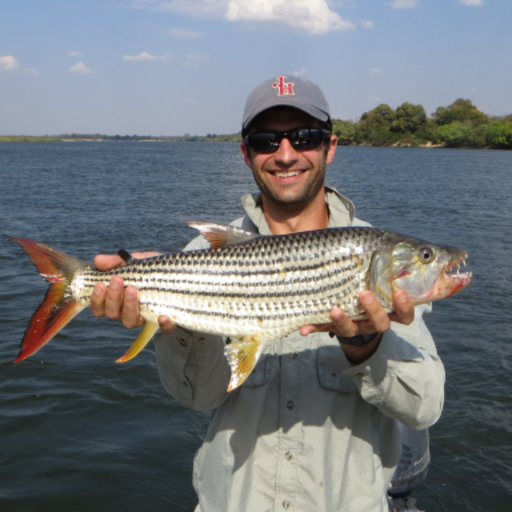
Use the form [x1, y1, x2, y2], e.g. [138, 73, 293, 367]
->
[116, 312, 159, 363]
[224, 336, 265, 392]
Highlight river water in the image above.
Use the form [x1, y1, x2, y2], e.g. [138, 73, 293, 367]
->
[0, 142, 510, 511]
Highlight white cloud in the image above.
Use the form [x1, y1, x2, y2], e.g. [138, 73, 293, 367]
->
[369, 68, 384, 75]
[69, 61, 95, 74]
[0, 55, 19, 72]
[386, 0, 419, 9]
[183, 53, 208, 67]
[0, 55, 38, 75]
[359, 20, 375, 29]
[129, 0, 354, 34]
[459, 0, 484, 5]
[225, 0, 354, 34]
[68, 51, 83, 57]
[123, 51, 172, 61]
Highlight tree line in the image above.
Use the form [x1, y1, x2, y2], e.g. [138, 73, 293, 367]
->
[332, 98, 512, 149]
[2, 98, 510, 148]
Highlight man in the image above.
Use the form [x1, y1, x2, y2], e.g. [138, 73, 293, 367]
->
[92, 75, 444, 511]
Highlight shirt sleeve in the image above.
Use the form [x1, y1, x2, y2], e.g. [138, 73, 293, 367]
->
[343, 303, 445, 430]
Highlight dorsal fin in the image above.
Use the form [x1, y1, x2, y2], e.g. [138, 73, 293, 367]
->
[185, 221, 257, 249]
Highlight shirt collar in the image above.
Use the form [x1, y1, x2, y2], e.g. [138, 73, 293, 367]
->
[241, 186, 355, 235]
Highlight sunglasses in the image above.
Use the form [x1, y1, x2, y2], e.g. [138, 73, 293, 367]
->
[244, 127, 331, 154]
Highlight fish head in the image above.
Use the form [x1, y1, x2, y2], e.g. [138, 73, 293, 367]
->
[371, 235, 472, 307]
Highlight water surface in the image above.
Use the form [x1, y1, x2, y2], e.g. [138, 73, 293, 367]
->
[0, 143, 510, 511]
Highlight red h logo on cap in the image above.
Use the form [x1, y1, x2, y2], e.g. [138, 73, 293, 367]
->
[272, 75, 295, 96]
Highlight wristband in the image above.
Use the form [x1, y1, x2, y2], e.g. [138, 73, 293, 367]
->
[335, 332, 379, 347]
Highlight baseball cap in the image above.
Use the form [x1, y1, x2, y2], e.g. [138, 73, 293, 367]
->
[242, 75, 331, 134]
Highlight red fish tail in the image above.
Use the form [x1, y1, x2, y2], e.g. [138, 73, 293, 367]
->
[9, 238, 87, 362]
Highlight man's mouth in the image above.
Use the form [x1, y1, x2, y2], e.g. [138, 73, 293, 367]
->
[270, 170, 304, 178]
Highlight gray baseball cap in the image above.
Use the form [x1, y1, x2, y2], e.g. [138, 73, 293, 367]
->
[242, 75, 331, 133]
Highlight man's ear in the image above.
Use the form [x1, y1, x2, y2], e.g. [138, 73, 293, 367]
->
[325, 134, 338, 165]
[240, 141, 252, 168]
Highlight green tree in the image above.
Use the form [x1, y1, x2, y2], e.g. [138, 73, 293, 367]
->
[432, 98, 488, 126]
[434, 121, 486, 148]
[392, 102, 427, 134]
[486, 121, 512, 149]
[357, 104, 397, 145]
[332, 119, 356, 145]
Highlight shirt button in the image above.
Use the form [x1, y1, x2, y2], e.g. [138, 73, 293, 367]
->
[290, 352, 297, 359]
[282, 501, 291, 509]
[286, 400, 294, 410]
[285, 451, 293, 461]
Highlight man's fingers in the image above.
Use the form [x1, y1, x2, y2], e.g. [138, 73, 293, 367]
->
[91, 282, 107, 317]
[299, 309, 356, 338]
[121, 286, 144, 328]
[94, 251, 161, 272]
[94, 254, 125, 271]
[159, 315, 177, 334]
[104, 275, 125, 320]
[327, 308, 359, 337]
[390, 289, 415, 325]
[131, 251, 161, 259]
[359, 291, 390, 332]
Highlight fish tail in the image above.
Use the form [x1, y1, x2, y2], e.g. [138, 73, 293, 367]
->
[9, 237, 87, 362]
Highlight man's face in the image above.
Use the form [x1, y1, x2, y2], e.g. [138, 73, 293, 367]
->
[241, 107, 337, 211]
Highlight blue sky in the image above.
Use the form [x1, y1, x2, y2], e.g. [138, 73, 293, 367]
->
[1, 0, 510, 136]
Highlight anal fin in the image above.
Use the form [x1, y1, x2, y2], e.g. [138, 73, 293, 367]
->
[116, 312, 159, 363]
[224, 335, 265, 392]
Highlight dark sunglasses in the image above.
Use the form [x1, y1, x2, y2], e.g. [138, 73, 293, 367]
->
[243, 127, 331, 154]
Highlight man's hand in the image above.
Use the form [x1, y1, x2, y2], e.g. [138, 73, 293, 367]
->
[90, 252, 176, 334]
[300, 289, 414, 364]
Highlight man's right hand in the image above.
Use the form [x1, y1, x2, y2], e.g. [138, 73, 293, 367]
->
[91, 253, 177, 334]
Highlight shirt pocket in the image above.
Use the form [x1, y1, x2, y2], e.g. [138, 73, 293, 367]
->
[316, 344, 359, 393]
[242, 353, 279, 388]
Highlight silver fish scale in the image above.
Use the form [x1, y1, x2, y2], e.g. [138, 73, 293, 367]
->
[74, 227, 393, 341]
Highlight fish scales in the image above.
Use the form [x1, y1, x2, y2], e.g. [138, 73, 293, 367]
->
[73, 227, 388, 340]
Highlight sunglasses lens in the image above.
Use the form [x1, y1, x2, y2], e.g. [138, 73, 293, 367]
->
[246, 132, 280, 153]
[245, 128, 329, 153]
[289, 128, 322, 150]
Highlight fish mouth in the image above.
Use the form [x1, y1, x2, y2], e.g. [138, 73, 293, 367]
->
[436, 253, 472, 298]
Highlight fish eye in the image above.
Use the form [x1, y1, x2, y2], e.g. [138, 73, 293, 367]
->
[419, 246, 435, 263]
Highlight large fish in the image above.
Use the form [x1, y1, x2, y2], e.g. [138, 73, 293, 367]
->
[10, 223, 471, 391]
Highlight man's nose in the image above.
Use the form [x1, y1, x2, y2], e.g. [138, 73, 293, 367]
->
[273, 137, 298, 163]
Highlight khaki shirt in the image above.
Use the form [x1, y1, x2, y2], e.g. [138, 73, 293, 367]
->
[154, 188, 445, 512]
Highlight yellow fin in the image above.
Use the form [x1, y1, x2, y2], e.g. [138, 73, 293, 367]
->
[116, 312, 159, 363]
[224, 335, 265, 392]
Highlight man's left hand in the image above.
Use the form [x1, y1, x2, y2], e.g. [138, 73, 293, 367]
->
[300, 289, 414, 364]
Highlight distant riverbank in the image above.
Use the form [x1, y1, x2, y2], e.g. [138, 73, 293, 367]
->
[0, 134, 241, 144]
[0, 134, 505, 149]
[3, 97, 511, 149]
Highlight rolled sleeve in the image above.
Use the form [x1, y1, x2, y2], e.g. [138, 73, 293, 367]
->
[343, 303, 445, 430]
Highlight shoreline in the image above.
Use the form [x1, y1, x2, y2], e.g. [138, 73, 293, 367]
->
[0, 135, 497, 149]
